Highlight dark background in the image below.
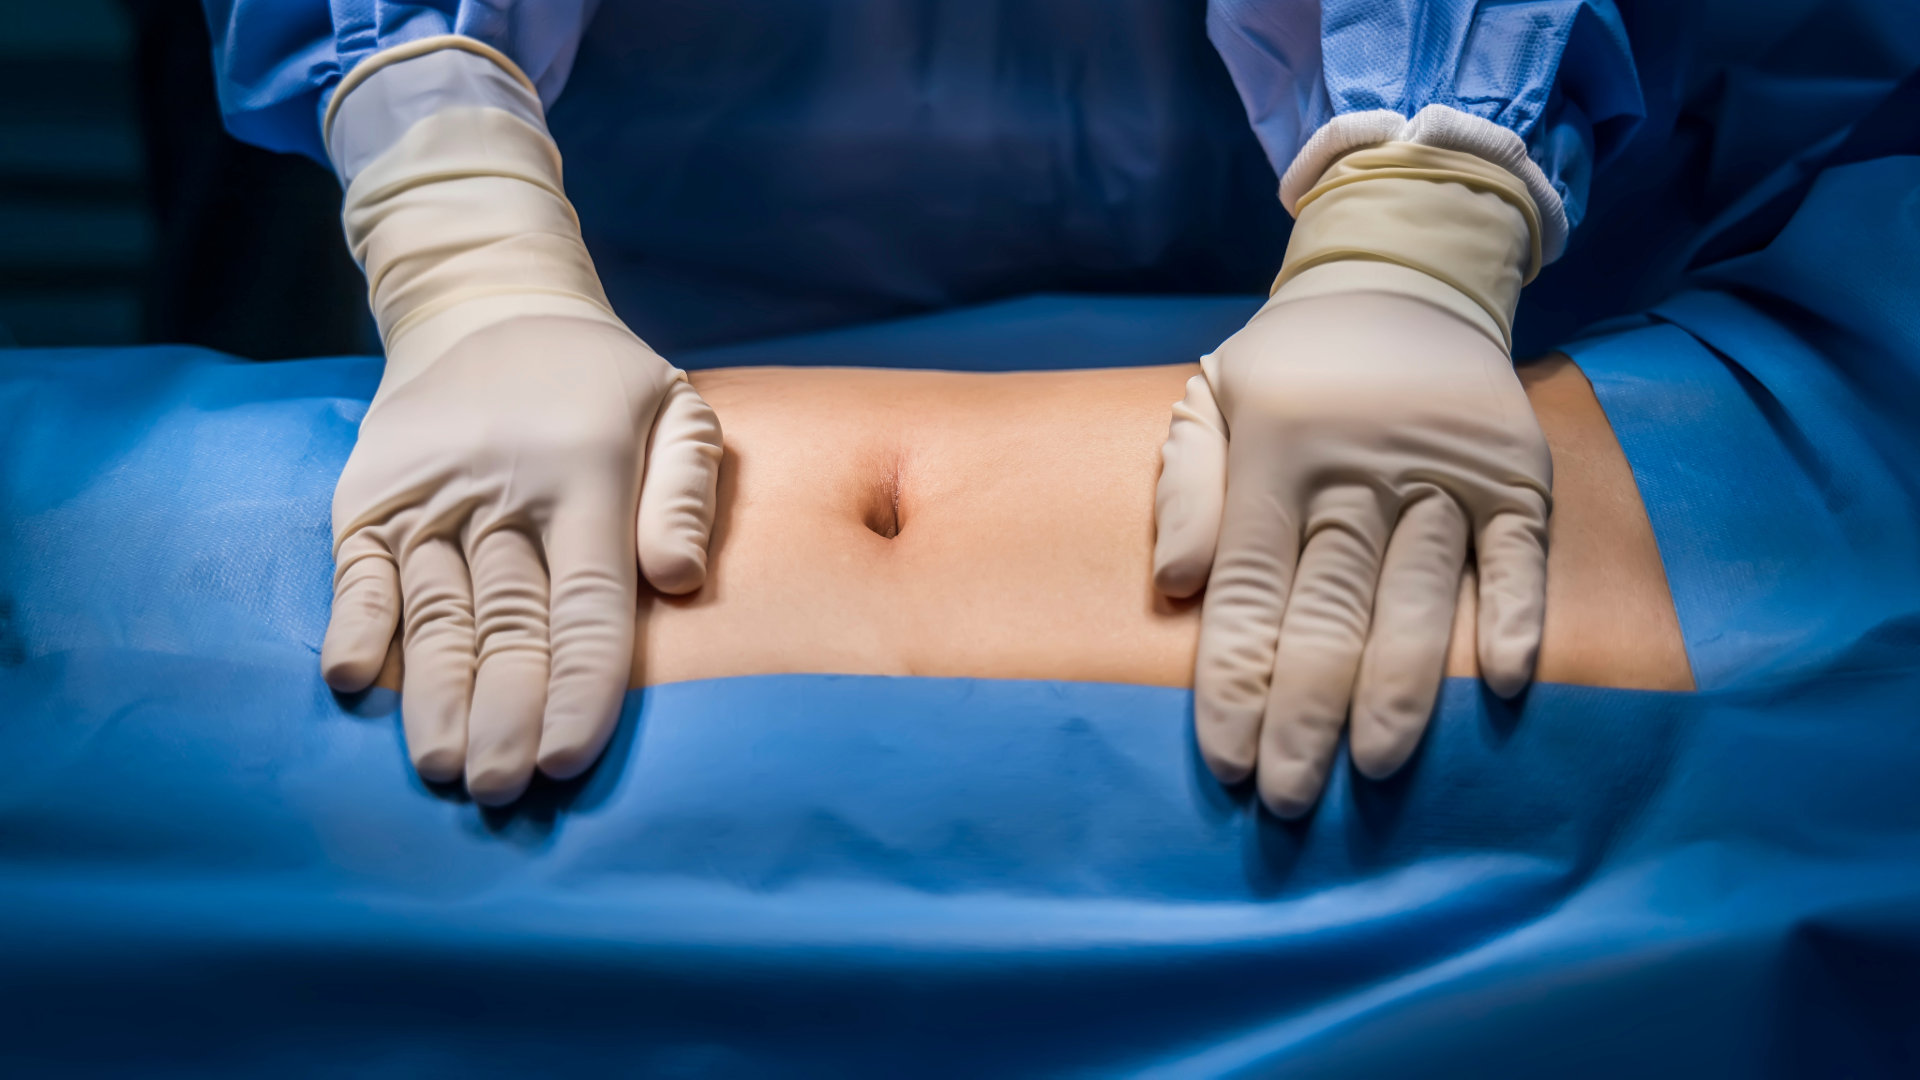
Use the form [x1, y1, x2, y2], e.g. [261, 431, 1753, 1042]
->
[0, 0, 1286, 362]
[13, 1, 1906, 363]
[0, 0, 373, 357]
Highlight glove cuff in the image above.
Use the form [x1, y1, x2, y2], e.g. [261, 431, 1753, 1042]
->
[1279, 105, 1570, 264]
[1271, 141, 1536, 350]
[334, 43, 633, 400]
[324, 35, 541, 184]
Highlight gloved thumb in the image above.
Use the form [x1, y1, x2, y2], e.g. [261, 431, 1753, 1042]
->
[637, 376, 724, 595]
[1153, 367, 1230, 598]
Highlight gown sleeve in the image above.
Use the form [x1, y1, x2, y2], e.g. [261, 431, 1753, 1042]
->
[201, 0, 601, 163]
[1206, 0, 1645, 235]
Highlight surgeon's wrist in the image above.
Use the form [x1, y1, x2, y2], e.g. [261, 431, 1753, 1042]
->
[333, 55, 642, 402]
[343, 108, 626, 392]
[1266, 261, 1507, 351]
[377, 298, 633, 400]
[1280, 104, 1570, 264]
[325, 36, 547, 187]
[1269, 142, 1537, 351]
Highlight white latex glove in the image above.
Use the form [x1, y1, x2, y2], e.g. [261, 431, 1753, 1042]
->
[1155, 123, 1556, 818]
[314, 38, 722, 805]
[322, 317, 721, 804]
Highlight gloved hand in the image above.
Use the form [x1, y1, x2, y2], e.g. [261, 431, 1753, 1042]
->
[1154, 123, 1554, 818]
[314, 38, 722, 805]
[322, 317, 721, 804]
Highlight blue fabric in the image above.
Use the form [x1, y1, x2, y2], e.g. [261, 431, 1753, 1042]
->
[202, 0, 1291, 352]
[546, 0, 1288, 351]
[1512, 0, 1920, 356]
[6, 202, 1920, 1072]
[1559, 154, 1920, 690]
[1207, 0, 1643, 230]
[5, 122, 1919, 1073]
[210, 0, 1644, 233]
[199, 0, 1918, 355]
[205, 0, 601, 160]
[673, 294, 1263, 373]
[4, 668, 1918, 1075]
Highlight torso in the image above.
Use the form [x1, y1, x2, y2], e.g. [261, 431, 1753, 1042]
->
[635, 358, 1692, 692]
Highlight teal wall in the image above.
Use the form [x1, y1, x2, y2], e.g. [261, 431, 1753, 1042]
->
[0, 0, 147, 346]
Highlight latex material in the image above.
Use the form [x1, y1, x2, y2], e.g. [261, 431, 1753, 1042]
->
[1260, 260, 1505, 349]
[1277, 140, 1538, 343]
[1155, 132, 1546, 815]
[326, 318, 722, 804]
[334, 45, 625, 382]
[1278, 106, 1564, 266]
[325, 37, 545, 185]
[4, 265, 1920, 1071]
[1154, 289, 1551, 817]
[342, 103, 628, 382]
[325, 44, 724, 803]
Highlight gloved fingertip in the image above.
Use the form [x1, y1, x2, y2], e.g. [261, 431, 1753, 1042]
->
[320, 615, 393, 692]
[1486, 675, 1524, 699]
[1199, 744, 1255, 786]
[536, 734, 603, 781]
[322, 550, 399, 691]
[537, 707, 622, 781]
[1348, 711, 1420, 781]
[1194, 704, 1257, 784]
[637, 379, 723, 593]
[1193, 645, 1278, 787]
[1257, 767, 1320, 820]
[1349, 671, 1442, 781]
[1477, 619, 1539, 697]
[1475, 514, 1547, 699]
[641, 544, 708, 596]
[320, 648, 385, 694]
[409, 742, 465, 784]
[1152, 556, 1208, 600]
[466, 759, 535, 807]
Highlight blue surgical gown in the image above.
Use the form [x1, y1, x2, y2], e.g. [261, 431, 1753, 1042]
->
[209, 0, 1635, 216]
[200, 0, 1918, 355]
[1207, 0, 1641, 233]
[201, 0, 1648, 348]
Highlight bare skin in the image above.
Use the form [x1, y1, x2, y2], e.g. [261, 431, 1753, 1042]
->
[376, 354, 1691, 694]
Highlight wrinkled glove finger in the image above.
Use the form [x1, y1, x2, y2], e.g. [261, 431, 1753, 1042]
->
[463, 526, 551, 806]
[1194, 482, 1301, 785]
[396, 536, 476, 783]
[536, 501, 638, 780]
[637, 377, 724, 596]
[1259, 488, 1389, 818]
[1152, 371, 1229, 599]
[1350, 491, 1469, 781]
[321, 529, 400, 692]
[1475, 506, 1549, 698]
